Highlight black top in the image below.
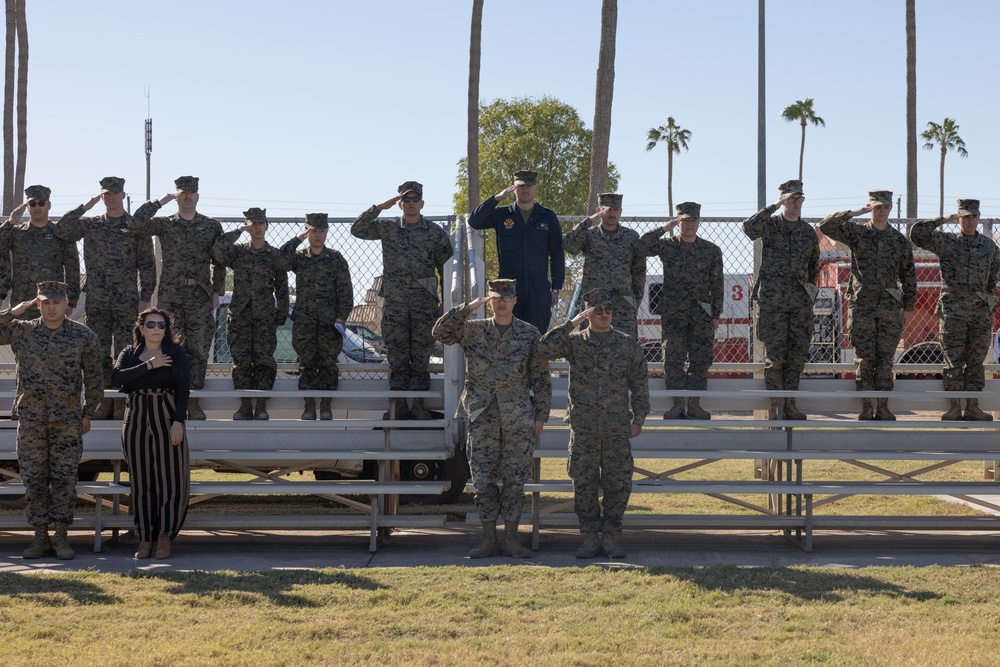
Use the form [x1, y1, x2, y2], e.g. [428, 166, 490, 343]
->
[110, 342, 191, 423]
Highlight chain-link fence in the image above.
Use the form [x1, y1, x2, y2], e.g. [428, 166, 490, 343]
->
[466, 215, 1000, 376]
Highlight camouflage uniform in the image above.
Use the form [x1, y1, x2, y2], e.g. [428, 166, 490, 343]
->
[351, 188, 453, 392]
[911, 208, 1000, 392]
[819, 202, 916, 392]
[743, 195, 820, 391]
[0, 297, 102, 528]
[563, 196, 645, 340]
[129, 193, 225, 391]
[55, 203, 156, 387]
[432, 296, 551, 523]
[537, 312, 649, 536]
[0, 194, 81, 321]
[637, 213, 723, 394]
[213, 225, 290, 391]
[280, 217, 354, 391]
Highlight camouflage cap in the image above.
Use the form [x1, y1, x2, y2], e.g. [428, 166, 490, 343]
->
[487, 279, 517, 298]
[243, 207, 268, 223]
[397, 181, 423, 197]
[174, 175, 199, 193]
[676, 201, 701, 219]
[37, 281, 67, 300]
[598, 193, 623, 208]
[513, 169, 537, 186]
[583, 288, 613, 308]
[868, 190, 893, 208]
[958, 199, 981, 217]
[778, 179, 804, 196]
[99, 176, 125, 194]
[305, 213, 329, 230]
[24, 185, 51, 202]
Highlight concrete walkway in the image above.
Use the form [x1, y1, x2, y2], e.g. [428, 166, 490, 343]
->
[2, 524, 999, 574]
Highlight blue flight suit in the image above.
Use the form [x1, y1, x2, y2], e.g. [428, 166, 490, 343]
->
[468, 196, 565, 333]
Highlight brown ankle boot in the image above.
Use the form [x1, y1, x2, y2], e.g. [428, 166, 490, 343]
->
[685, 398, 711, 420]
[469, 521, 500, 558]
[155, 533, 172, 559]
[134, 541, 152, 559]
[22, 525, 51, 559]
[301, 398, 316, 420]
[52, 522, 74, 560]
[187, 397, 206, 420]
[858, 399, 875, 420]
[941, 398, 963, 421]
[963, 398, 993, 421]
[254, 398, 270, 420]
[874, 398, 896, 421]
[663, 398, 685, 420]
[319, 398, 333, 420]
[783, 398, 807, 420]
[232, 398, 254, 420]
[500, 522, 530, 558]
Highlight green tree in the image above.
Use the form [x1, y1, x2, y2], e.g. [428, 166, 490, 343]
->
[645, 116, 690, 213]
[780, 98, 824, 182]
[454, 96, 619, 217]
[922, 117, 967, 217]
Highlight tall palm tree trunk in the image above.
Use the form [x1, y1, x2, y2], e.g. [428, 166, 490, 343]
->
[587, 0, 617, 213]
[938, 146, 945, 217]
[466, 0, 483, 215]
[905, 0, 917, 217]
[3, 0, 14, 214]
[798, 117, 806, 181]
[12, 0, 25, 205]
[667, 148, 674, 213]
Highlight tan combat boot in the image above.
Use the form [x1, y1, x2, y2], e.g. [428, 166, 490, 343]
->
[254, 398, 269, 420]
[187, 397, 206, 420]
[783, 398, 807, 420]
[768, 398, 780, 420]
[319, 398, 333, 421]
[52, 522, 74, 560]
[601, 532, 626, 558]
[963, 398, 993, 421]
[301, 398, 317, 420]
[232, 398, 254, 420]
[93, 397, 114, 420]
[874, 398, 896, 421]
[409, 398, 432, 420]
[134, 540, 152, 559]
[501, 522, 531, 558]
[858, 399, 875, 421]
[685, 398, 711, 420]
[941, 398, 963, 421]
[113, 398, 126, 420]
[469, 520, 500, 558]
[22, 525, 51, 559]
[576, 533, 601, 558]
[662, 398, 685, 420]
[155, 533, 172, 559]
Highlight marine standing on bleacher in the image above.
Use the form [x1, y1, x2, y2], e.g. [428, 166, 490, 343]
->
[0, 185, 81, 321]
[0, 281, 102, 560]
[468, 169, 565, 334]
[129, 176, 226, 420]
[562, 192, 645, 340]
[54, 176, 156, 420]
[910, 199, 1000, 421]
[433, 279, 551, 559]
[637, 201, 723, 420]
[212, 207, 290, 421]
[537, 288, 649, 559]
[819, 190, 916, 420]
[280, 213, 354, 421]
[351, 181, 454, 421]
[743, 179, 820, 420]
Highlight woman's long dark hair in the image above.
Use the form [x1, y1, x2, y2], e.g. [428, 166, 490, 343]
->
[132, 308, 179, 347]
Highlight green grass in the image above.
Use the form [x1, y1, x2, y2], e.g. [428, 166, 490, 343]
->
[1, 565, 999, 665]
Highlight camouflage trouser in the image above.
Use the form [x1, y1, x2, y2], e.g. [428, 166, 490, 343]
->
[87, 297, 138, 386]
[661, 306, 714, 390]
[160, 289, 215, 390]
[292, 318, 342, 391]
[849, 305, 903, 391]
[941, 312, 992, 392]
[16, 419, 83, 527]
[228, 310, 279, 390]
[467, 400, 533, 522]
[610, 294, 638, 341]
[568, 429, 633, 535]
[757, 306, 815, 390]
[383, 292, 437, 391]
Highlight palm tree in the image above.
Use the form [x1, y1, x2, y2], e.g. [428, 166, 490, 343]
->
[12, 0, 26, 206]
[645, 117, 690, 213]
[466, 0, 484, 216]
[3, 0, 15, 214]
[905, 0, 917, 218]
[780, 98, 825, 182]
[587, 0, 617, 214]
[922, 118, 967, 217]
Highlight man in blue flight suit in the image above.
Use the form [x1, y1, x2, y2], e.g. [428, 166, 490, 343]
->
[468, 169, 565, 333]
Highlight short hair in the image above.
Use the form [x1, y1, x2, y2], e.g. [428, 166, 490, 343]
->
[132, 307, 179, 346]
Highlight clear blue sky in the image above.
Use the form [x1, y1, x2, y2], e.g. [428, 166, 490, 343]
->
[22, 0, 1000, 220]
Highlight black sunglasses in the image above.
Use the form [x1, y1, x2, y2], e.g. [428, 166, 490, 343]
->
[143, 321, 167, 330]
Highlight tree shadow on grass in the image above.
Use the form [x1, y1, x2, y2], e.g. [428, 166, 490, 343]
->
[130, 568, 386, 607]
[656, 565, 942, 602]
[0, 573, 120, 605]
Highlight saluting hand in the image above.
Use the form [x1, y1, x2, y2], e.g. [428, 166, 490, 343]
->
[157, 192, 177, 206]
[298, 230, 309, 241]
[571, 307, 594, 327]
[662, 217, 680, 232]
[7, 201, 27, 223]
[849, 204, 873, 217]
[378, 194, 403, 211]
[10, 298, 37, 317]
[83, 194, 102, 211]
[466, 296, 489, 311]
[494, 185, 517, 201]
